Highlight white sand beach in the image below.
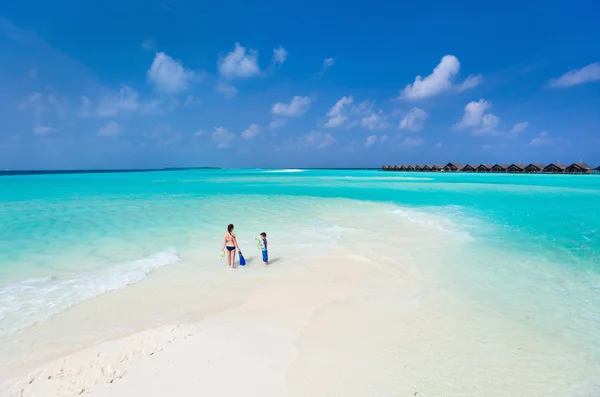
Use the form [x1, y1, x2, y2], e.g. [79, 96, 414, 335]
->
[2, 242, 599, 397]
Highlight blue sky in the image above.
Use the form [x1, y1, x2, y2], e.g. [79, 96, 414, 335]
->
[1, 0, 599, 169]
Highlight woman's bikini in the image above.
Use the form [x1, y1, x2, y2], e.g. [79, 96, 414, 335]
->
[226, 232, 235, 251]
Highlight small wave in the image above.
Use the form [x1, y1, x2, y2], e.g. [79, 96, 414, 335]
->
[333, 176, 433, 181]
[392, 208, 473, 240]
[0, 249, 181, 337]
[263, 169, 304, 173]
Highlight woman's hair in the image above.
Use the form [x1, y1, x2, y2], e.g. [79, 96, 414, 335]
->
[260, 232, 267, 237]
[227, 224, 234, 233]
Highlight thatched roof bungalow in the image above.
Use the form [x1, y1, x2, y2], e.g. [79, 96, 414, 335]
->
[462, 164, 479, 172]
[543, 163, 566, 174]
[392, 165, 400, 171]
[382, 165, 390, 171]
[431, 165, 444, 172]
[475, 164, 492, 172]
[406, 165, 415, 171]
[415, 165, 424, 171]
[525, 163, 545, 173]
[491, 164, 509, 173]
[422, 165, 431, 171]
[565, 163, 592, 174]
[507, 163, 526, 173]
[398, 165, 406, 171]
[443, 162, 463, 172]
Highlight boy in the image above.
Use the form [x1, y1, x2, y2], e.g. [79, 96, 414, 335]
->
[259, 232, 268, 265]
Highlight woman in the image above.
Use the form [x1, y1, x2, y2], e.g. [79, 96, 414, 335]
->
[222, 224, 242, 269]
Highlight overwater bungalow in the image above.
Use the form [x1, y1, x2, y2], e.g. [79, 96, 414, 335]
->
[543, 163, 566, 174]
[382, 165, 390, 171]
[462, 164, 479, 172]
[398, 165, 406, 171]
[475, 164, 492, 173]
[415, 165, 424, 171]
[524, 163, 545, 173]
[422, 165, 431, 171]
[391, 165, 399, 171]
[443, 162, 463, 172]
[491, 164, 509, 173]
[565, 163, 592, 174]
[507, 163, 526, 173]
[406, 165, 415, 171]
[431, 165, 444, 172]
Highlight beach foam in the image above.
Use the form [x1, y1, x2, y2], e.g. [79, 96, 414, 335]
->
[0, 249, 180, 338]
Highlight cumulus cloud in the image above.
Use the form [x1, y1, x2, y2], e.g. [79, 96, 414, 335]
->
[272, 96, 312, 117]
[194, 129, 206, 137]
[268, 119, 287, 130]
[272, 46, 287, 65]
[527, 131, 560, 147]
[97, 121, 121, 136]
[80, 96, 91, 117]
[454, 99, 500, 134]
[399, 107, 428, 131]
[324, 96, 354, 128]
[401, 137, 424, 147]
[300, 131, 335, 149]
[510, 121, 528, 134]
[141, 38, 156, 51]
[215, 82, 238, 99]
[361, 109, 390, 131]
[34, 126, 58, 135]
[549, 62, 600, 88]
[96, 85, 166, 117]
[323, 57, 335, 68]
[241, 123, 260, 139]
[147, 52, 195, 94]
[400, 55, 482, 99]
[218, 43, 260, 78]
[212, 126, 236, 148]
[365, 135, 378, 147]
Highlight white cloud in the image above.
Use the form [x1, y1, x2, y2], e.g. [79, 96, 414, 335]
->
[435, 142, 442, 148]
[218, 43, 260, 78]
[482, 143, 507, 150]
[401, 137, 424, 147]
[34, 126, 58, 135]
[380, 134, 389, 143]
[365, 135, 378, 147]
[96, 85, 166, 117]
[323, 57, 335, 68]
[361, 110, 390, 131]
[510, 121, 528, 134]
[300, 131, 335, 149]
[549, 62, 600, 88]
[215, 82, 238, 99]
[268, 119, 287, 130]
[400, 55, 482, 99]
[324, 96, 354, 128]
[271, 96, 312, 117]
[528, 131, 556, 146]
[399, 107, 428, 131]
[19, 92, 69, 129]
[141, 38, 156, 51]
[144, 124, 181, 145]
[212, 126, 236, 148]
[241, 123, 260, 139]
[80, 96, 91, 117]
[97, 121, 121, 136]
[147, 52, 195, 94]
[194, 129, 206, 137]
[272, 46, 287, 65]
[454, 99, 500, 133]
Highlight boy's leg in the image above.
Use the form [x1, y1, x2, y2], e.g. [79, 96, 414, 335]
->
[262, 250, 268, 264]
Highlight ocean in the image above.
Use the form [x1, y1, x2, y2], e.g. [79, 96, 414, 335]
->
[1, 169, 599, 386]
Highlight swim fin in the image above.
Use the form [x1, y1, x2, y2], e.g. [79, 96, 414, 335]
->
[239, 252, 246, 266]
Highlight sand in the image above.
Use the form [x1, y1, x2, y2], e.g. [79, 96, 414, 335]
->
[2, 247, 599, 397]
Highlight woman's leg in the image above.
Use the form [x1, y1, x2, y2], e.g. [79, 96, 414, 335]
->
[229, 249, 235, 268]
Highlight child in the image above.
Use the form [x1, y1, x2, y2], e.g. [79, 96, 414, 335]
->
[259, 232, 268, 265]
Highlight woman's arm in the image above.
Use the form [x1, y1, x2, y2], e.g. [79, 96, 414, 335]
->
[222, 234, 226, 250]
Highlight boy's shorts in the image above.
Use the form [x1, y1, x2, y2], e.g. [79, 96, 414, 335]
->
[262, 250, 268, 262]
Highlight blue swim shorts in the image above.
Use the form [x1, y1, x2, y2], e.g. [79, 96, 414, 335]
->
[262, 250, 268, 262]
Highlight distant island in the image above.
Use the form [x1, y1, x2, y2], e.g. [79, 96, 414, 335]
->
[381, 162, 599, 174]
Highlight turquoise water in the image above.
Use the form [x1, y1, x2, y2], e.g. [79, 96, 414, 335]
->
[1, 169, 599, 354]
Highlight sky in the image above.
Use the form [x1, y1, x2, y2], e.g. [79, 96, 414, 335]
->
[1, 0, 599, 169]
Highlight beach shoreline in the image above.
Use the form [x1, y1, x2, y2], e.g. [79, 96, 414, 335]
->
[2, 246, 599, 397]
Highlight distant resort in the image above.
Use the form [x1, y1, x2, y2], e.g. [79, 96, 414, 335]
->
[381, 162, 599, 174]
